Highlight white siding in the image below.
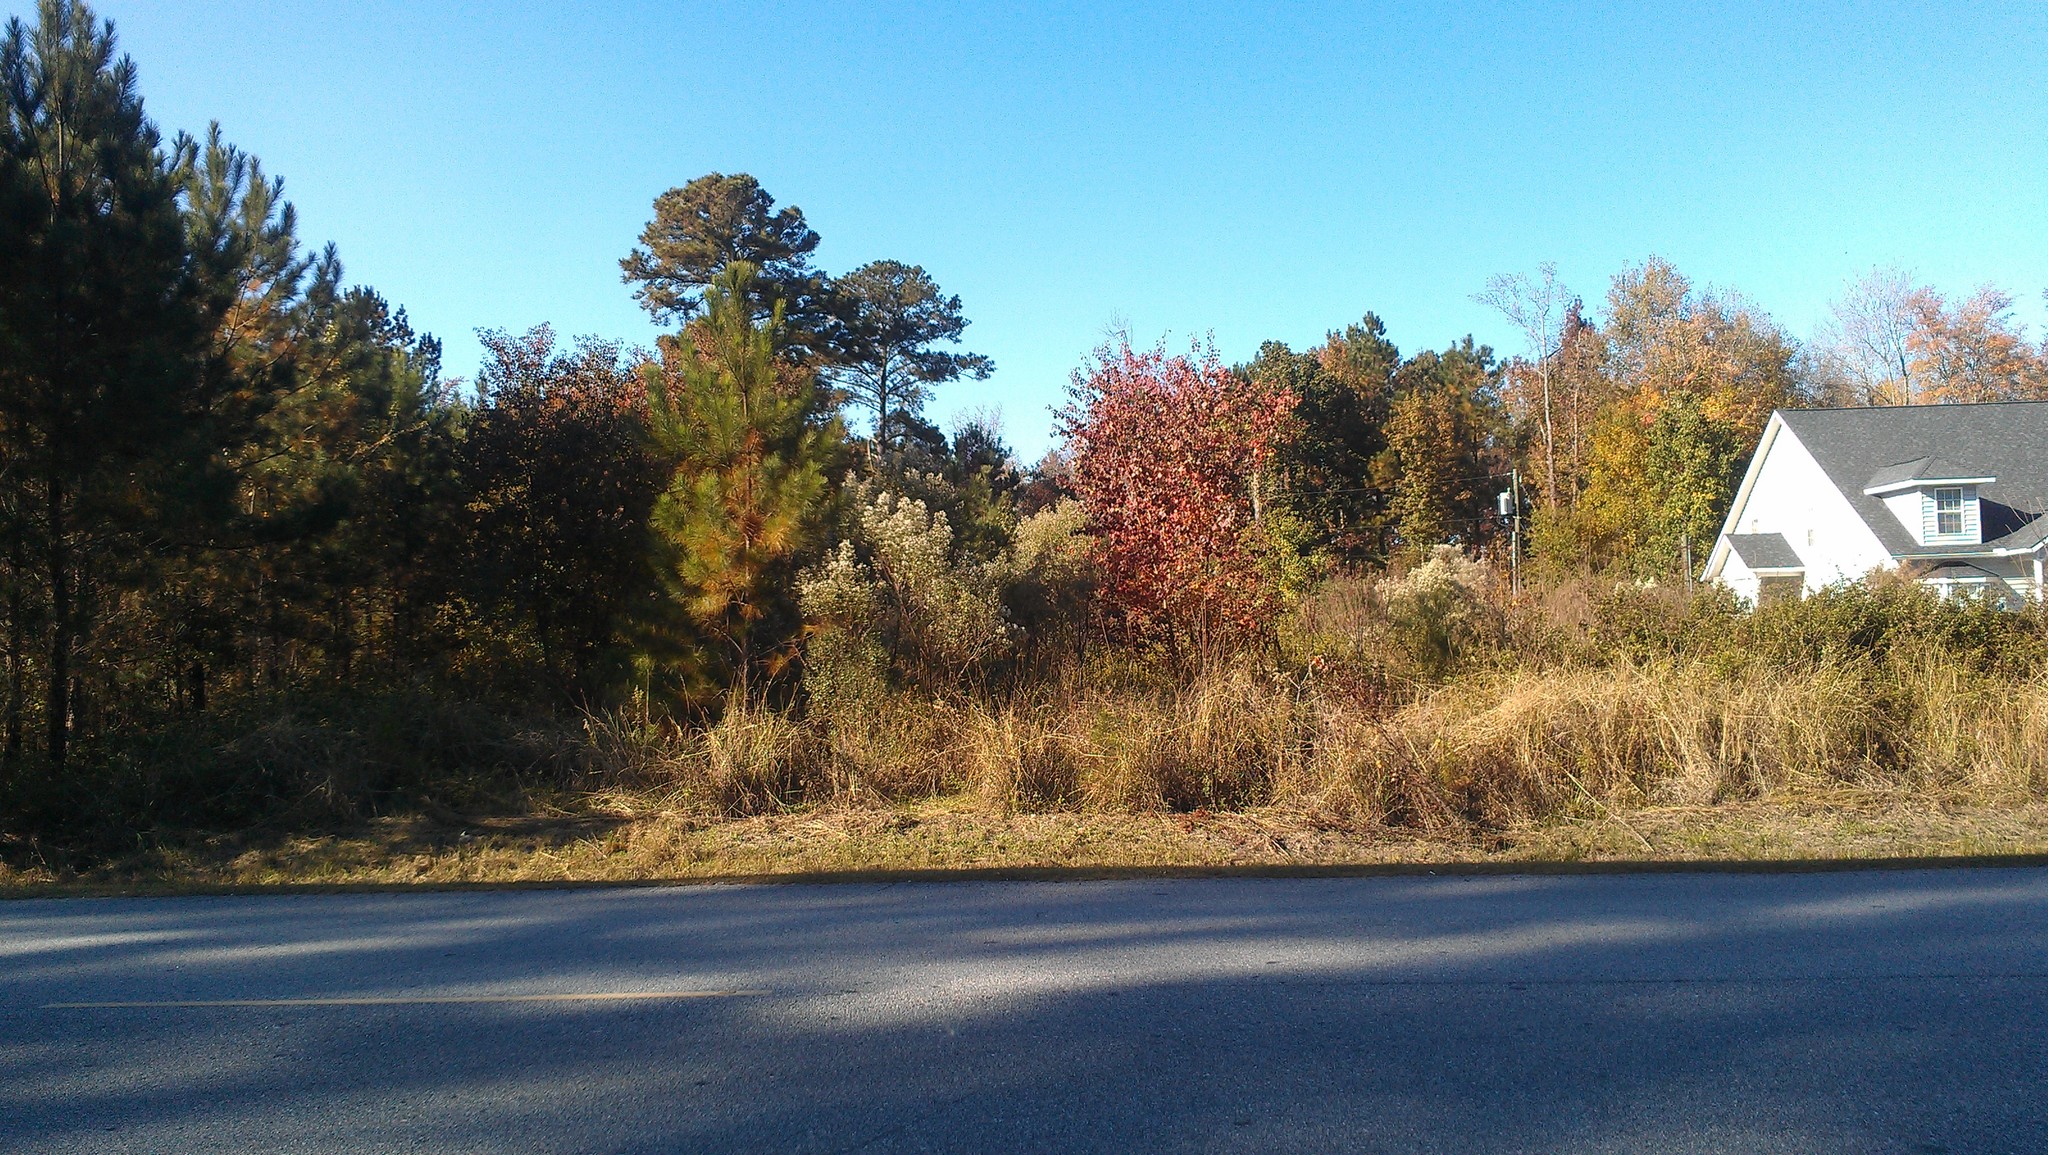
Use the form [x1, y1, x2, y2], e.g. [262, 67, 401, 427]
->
[1882, 490, 1923, 541]
[1719, 549, 1760, 603]
[1706, 418, 1894, 597]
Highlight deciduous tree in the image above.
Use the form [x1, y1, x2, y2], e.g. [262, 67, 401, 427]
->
[1812, 267, 1929, 406]
[1477, 263, 1569, 508]
[464, 325, 661, 702]
[1908, 286, 2046, 403]
[1057, 336, 1295, 659]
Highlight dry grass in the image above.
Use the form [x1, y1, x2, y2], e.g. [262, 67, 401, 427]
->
[566, 657, 2048, 836]
[10, 650, 2048, 893]
[6, 795, 2046, 894]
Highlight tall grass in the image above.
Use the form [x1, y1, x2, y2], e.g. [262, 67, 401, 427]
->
[579, 580, 2048, 831]
[568, 654, 2048, 836]
[19, 576, 2048, 867]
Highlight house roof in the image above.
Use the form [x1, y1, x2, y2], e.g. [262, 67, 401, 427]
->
[1860, 456, 1996, 494]
[1918, 562, 2000, 581]
[1727, 532, 1803, 571]
[1777, 401, 2048, 557]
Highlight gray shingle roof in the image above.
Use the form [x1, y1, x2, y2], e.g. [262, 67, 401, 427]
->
[1726, 532, 1803, 570]
[1777, 401, 2048, 556]
[1918, 562, 2000, 581]
[1861, 456, 1992, 492]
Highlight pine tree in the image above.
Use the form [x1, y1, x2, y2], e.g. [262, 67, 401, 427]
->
[824, 260, 992, 460]
[0, 0, 207, 768]
[644, 263, 842, 699]
[1378, 340, 1506, 557]
[620, 173, 829, 343]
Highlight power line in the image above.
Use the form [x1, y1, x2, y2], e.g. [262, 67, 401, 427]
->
[1279, 471, 1519, 497]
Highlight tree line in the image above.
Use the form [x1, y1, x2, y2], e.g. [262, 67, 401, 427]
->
[0, 0, 1011, 781]
[1244, 257, 2048, 586]
[4, 0, 2041, 804]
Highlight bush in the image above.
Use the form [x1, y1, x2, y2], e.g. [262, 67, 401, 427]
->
[21, 554, 2048, 872]
[799, 488, 1018, 692]
[1376, 546, 1503, 676]
[995, 497, 1096, 658]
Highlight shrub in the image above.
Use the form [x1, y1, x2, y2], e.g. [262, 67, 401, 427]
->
[993, 496, 1096, 665]
[799, 487, 1018, 691]
[1058, 335, 1297, 656]
[1376, 546, 1503, 676]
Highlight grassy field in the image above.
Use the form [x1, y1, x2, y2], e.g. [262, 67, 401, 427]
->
[7, 794, 2048, 895]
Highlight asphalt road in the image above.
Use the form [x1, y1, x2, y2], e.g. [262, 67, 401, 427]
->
[4, 867, 2046, 1154]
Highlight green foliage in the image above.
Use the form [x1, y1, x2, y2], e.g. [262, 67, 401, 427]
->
[878, 412, 1025, 563]
[798, 475, 1099, 701]
[1640, 392, 1744, 579]
[1586, 581, 1747, 664]
[0, 0, 213, 767]
[1252, 316, 1399, 562]
[997, 497, 1096, 647]
[1378, 339, 1506, 556]
[825, 259, 993, 456]
[1587, 578, 2048, 678]
[620, 172, 827, 337]
[644, 263, 843, 699]
[1541, 258, 1803, 575]
[1251, 505, 1324, 610]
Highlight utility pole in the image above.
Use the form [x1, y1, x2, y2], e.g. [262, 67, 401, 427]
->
[1512, 469, 1522, 596]
[1497, 470, 1522, 596]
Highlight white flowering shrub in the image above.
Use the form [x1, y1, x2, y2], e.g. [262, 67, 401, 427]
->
[800, 487, 1019, 691]
[1377, 545, 1502, 675]
[796, 541, 891, 712]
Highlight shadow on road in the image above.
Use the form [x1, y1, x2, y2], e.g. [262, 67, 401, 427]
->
[3, 870, 2044, 1152]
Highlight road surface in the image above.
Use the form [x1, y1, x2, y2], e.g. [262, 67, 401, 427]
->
[4, 867, 2046, 1153]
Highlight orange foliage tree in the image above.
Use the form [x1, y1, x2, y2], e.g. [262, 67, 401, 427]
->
[1056, 336, 1297, 658]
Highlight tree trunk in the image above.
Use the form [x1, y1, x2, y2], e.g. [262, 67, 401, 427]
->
[5, 514, 24, 768]
[1540, 356, 1558, 509]
[45, 468, 68, 771]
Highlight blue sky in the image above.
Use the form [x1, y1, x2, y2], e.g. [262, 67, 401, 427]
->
[104, 1, 2048, 459]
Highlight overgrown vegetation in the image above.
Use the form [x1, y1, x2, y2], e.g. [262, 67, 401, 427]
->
[11, 577, 2048, 879]
[4, 0, 2048, 885]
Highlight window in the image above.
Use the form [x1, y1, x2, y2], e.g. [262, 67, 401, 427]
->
[1935, 487, 1964, 536]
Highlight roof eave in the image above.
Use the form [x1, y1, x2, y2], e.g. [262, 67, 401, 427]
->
[1861, 476, 1998, 497]
[1706, 413, 1785, 583]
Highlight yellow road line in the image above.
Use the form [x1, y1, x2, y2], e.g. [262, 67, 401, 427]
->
[43, 990, 769, 1009]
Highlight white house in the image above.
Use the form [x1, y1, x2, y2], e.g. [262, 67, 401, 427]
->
[1703, 401, 2048, 604]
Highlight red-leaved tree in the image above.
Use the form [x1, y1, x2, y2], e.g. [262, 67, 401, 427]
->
[1057, 336, 1297, 658]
